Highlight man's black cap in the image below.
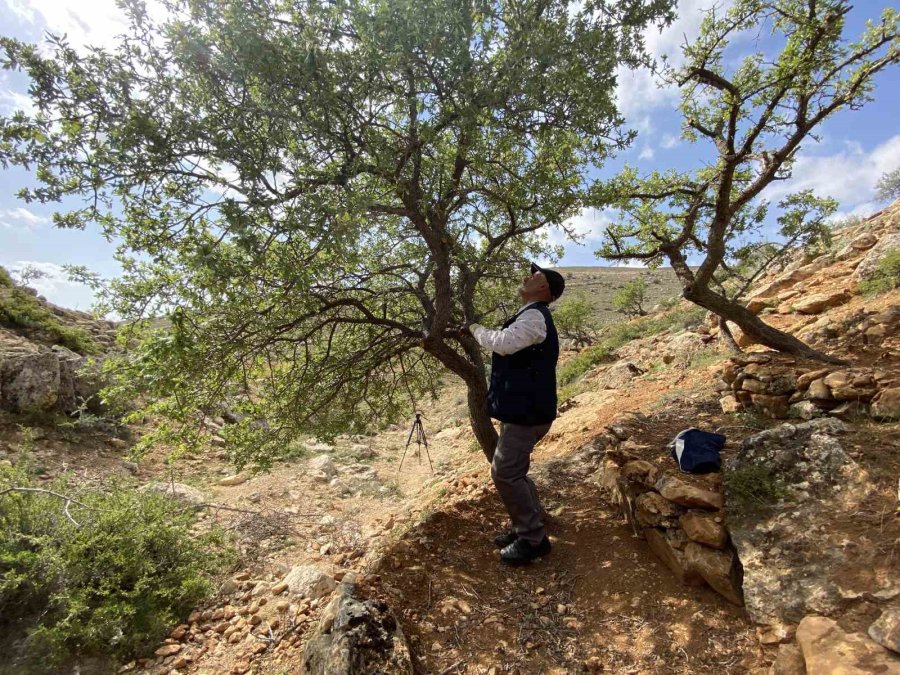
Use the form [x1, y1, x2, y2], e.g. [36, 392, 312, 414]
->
[530, 262, 565, 301]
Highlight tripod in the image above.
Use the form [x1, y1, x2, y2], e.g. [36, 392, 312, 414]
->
[399, 412, 434, 474]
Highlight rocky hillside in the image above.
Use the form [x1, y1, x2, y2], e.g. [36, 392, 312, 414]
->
[0, 266, 115, 415]
[0, 202, 897, 675]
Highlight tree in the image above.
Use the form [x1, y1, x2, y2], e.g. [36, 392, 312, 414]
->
[553, 292, 599, 346]
[612, 276, 647, 317]
[0, 0, 674, 463]
[591, 0, 898, 363]
[875, 167, 900, 203]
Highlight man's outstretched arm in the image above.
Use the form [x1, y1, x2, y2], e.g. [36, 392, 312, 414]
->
[470, 309, 547, 355]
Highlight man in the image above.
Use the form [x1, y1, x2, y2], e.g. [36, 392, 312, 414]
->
[467, 262, 564, 565]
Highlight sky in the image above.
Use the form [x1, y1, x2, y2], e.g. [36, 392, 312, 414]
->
[0, 0, 898, 311]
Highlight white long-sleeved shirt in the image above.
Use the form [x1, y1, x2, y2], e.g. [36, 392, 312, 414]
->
[470, 303, 547, 356]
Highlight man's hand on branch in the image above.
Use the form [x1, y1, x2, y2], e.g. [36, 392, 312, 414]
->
[444, 323, 473, 340]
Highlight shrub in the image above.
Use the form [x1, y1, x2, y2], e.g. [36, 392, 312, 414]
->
[553, 292, 599, 344]
[0, 266, 97, 355]
[612, 277, 647, 317]
[0, 452, 234, 669]
[859, 249, 900, 296]
[724, 464, 789, 517]
[875, 167, 900, 203]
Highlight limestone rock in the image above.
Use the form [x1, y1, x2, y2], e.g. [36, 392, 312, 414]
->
[726, 419, 868, 624]
[218, 472, 249, 486]
[0, 351, 59, 412]
[683, 542, 743, 606]
[797, 369, 831, 390]
[770, 643, 805, 675]
[750, 393, 790, 418]
[807, 378, 832, 400]
[308, 454, 337, 478]
[792, 290, 850, 315]
[853, 232, 900, 283]
[789, 401, 822, 420]
[850, 232, 877, 250]
[655, 474, 723, 510]
[643, 528, 703, 586]
[141, 481, 206, 505]
[634, 491, 682, 528]
[796, 615, 900, 675]
[283, 565, 336, 600]
[720, 394, 742, 413]
[869, 608, 900, 654]
[871, 388, 900, 421]
[620, 460, 659, 488]
[301, 582, 412, 674]
[680, 511, 728, 549]
[597, 362, 643, 389]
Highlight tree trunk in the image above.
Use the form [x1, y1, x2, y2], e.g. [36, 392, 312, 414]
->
[423, 338, 499, 460]
[466, 378, 498, 462]
[718, 317, 743, 354]
[684, 286, 846, 364]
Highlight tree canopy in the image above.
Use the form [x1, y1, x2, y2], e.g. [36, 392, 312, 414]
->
[0, 0, 674, 463]
[591, 0, 898, 361]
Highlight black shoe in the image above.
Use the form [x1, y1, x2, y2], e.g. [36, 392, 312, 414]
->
[494, 530, 518, 549]
[500, 536, 552, 565]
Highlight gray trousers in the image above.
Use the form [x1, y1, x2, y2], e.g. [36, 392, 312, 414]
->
[490, 422, 552, 545]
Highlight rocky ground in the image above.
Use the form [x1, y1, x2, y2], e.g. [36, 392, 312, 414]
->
[0, 202, 898, 674]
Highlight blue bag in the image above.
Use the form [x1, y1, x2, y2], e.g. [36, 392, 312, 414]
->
[668, 427, 725, 474]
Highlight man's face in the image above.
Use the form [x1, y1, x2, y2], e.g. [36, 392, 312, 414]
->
[519, 270, 550, 299]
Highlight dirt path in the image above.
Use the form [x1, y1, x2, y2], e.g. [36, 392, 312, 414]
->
[346, 383, 776, 675]
[365, 445, 759, 674]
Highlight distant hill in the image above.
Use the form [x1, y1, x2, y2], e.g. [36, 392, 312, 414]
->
[556, 266, 685, 325]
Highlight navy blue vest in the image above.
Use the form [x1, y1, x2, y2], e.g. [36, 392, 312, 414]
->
[487, 302, 559, 426]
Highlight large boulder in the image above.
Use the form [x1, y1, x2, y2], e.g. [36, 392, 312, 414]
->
[870, 608, 900, 655]
[282, 564, 336, 600]
[796, 615, 900, 674]
[726, 419, 868, 624]
[0, 351, 60, 413]
[596, 362, 643, 389]
[791, 290, 851, 315]
[871, 388, 900, 421]
[852, 231, 900, 283]
[301, 581, 413, 674]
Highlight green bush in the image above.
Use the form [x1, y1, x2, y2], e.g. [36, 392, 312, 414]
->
[859, 249, 900, 296]
[553, 292, 599, 343]
[612, 277, 647, 317]
[0, 453, 234, 669]
[0, 267, 97, 355]
[724, 464, 789, 516]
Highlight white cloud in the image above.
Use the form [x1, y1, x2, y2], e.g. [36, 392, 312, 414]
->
[766, 134, 900, 206]
[548, 208, 616, 249]
[2, 0, 131, 50]
[638, 145, 655, 161]
[0, 88, 36, 115]
[0, 207, 49, 230]
[828, 201, 881, 224]
[661, 133, 680, 149]
[616, 0, 734, 122]
[3, 260, 101, 311]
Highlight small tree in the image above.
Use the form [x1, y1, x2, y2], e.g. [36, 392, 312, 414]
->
[612, 276, 647, 317]
[592, 0, 898, 363]
[554, 292, 599, 346]
[875, 167, 900, 203]
[0, 0, 674, 462]
[11, 264, 48, 286]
